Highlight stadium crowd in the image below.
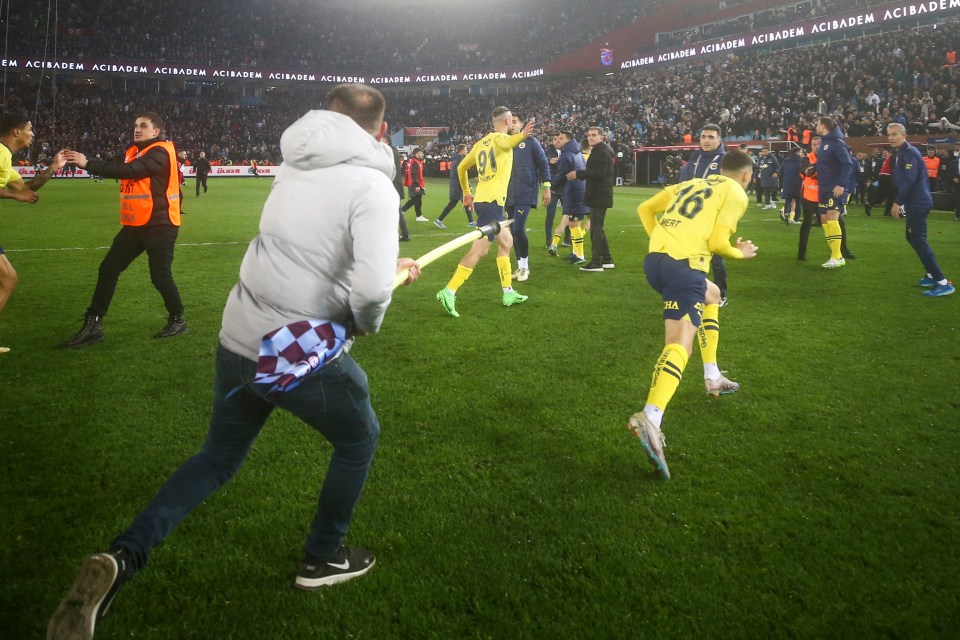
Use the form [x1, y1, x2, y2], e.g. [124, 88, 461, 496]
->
[6, 0, 667, 72]
[655, 0, 891, 50]
[2, 9, 957, 168]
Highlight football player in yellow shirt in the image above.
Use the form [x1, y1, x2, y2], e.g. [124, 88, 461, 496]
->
[630, 150, 759, 479]
[436, 106, 534, 317]
[0, 113, 66, 353]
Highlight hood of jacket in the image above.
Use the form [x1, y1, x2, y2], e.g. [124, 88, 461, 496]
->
[280, 110, 395, 180]
[561, 138, 582, 155]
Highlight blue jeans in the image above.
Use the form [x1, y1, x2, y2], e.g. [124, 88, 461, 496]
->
[114, 344, 380, 573]
[904, 205, 945, 281]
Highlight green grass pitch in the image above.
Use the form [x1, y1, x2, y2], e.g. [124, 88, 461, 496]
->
[1, 177, 959, 638]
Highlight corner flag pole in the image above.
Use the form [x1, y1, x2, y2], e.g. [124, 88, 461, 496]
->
[391, 218, 515, 289]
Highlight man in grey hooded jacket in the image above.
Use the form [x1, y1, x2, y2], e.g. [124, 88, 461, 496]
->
[49, 84, 420, 640]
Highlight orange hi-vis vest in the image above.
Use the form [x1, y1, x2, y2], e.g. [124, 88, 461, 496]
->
[120, 140, 181, 227]
[802, 152, 818, 202]
[924, 155, 940, 178]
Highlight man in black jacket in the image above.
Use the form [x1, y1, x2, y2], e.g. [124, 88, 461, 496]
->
[573, 127, 616, 272]
[194, 151, 211, 197]
[61, 112, 187, 347]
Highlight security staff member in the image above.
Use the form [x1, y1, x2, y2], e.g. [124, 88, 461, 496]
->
[923, 146, 941, 194]
[62, 111, 187, 348]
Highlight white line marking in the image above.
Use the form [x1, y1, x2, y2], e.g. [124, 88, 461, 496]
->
[7, 241, 247, 253]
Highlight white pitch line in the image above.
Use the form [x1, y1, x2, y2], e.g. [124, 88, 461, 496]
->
[7, 241, 248, 253]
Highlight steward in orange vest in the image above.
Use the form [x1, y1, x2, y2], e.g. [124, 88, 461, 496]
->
[800, 151, 818, 202]
[61, 111, 188, 349]
[797, 142, 820, 260]
[924, 150, 941, 180]
[118, 139, 182, 226]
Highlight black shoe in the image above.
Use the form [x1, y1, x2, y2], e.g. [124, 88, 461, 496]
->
[399, 235, 410, 242]
[580, 262, 604, 272]
[154, 314, 188, 338]
[842, 253, 856, 260]
[48, 547, 131, 640]
[294, 546, 375, 590]
[62, 313, 104, 349]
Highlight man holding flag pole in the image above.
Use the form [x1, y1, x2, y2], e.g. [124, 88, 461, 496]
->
[49, 84, 424, 640]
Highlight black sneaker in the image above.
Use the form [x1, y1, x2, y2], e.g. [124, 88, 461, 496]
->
[579, 262, 604, 272]
[294, 546, 375, 590]
[154, 314, 188, 339]
[48, 547, 131, 640]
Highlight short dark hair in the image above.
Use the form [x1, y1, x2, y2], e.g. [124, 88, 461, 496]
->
[326, 84, 386, 133]
[491, 106, 511, 123]
[456, 144, 467, 153]
[701, 123, 721, 135]
[137, 111, 164, 130]
[817, 116, 835, 131]
[0, 112, 31, 136]
[559, 130, 574, 141]
[721, 149, 754, 174]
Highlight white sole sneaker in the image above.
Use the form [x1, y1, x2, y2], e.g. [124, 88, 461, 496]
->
[705, 375, 740, 397]
[628, 412, 671, 479]
[48, 554, 121, 640]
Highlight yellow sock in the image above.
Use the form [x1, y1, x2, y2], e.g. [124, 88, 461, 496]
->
[824, 220, 843, 260]
[552, 233, 562, 247]
[645, 343, 689, 412]
[496, 255, 512, 289]
[571, 225, 585, 258]
[697, 304, 720, 366]
[446, 264, 473, 293]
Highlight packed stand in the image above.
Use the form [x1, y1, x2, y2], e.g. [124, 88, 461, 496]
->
[4, 22, 958, 168]
[5, 0, 667, 73]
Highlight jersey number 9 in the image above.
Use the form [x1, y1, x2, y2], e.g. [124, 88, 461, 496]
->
[477, 148, 497, 177]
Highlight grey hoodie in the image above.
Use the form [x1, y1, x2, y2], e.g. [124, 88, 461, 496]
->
[219, 110, 401, 361]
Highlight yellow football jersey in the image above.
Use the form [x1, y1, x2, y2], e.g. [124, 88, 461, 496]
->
[641, 175, 748, 272]
[458, 131, 525, 205]
[0, 143, 24, 189]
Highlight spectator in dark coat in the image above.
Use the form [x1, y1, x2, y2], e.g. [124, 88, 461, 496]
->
[574, 127, 616, 272]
